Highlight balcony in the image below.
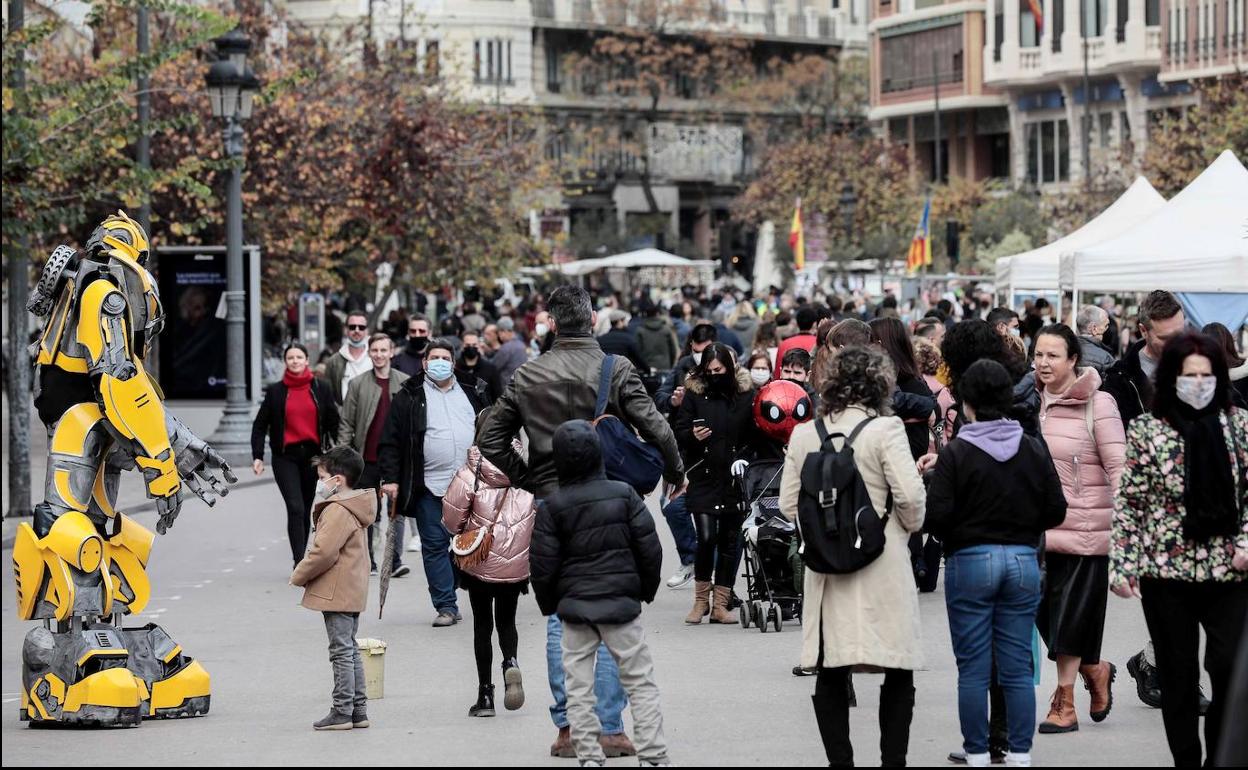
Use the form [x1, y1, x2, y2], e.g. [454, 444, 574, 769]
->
[986, 26, 1162, 84]
[532, 0, 841, 42]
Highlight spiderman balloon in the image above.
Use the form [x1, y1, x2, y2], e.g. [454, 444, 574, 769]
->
[753, 379, 813, 444]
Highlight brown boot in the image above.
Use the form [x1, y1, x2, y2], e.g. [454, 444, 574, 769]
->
[599, 732, 637, 757]
[685, 581, 712, 624]
[709, 585, 735, 624]
[1038, 684, 1079, 733]
[550, 726, 575, 758]
[1080, 661, 1117, 723]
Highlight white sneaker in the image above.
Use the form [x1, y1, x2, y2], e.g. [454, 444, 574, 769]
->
[665, 564, 694, 589]
[1004, 753, 1031, 767]
[407, 535, 421, 552]
[966, 753, 992, 767]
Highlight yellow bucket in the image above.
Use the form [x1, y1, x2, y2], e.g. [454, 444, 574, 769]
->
[355, 638, 387, 699]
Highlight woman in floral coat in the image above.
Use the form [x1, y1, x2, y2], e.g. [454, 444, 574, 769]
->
[1111, 332, 1248, 768]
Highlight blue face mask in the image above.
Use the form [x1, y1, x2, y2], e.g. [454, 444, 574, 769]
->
[426, 358, 453, 383]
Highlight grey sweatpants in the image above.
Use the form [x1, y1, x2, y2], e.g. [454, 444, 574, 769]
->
[324, 611, 367, 716]
[561, 618, 669, 764]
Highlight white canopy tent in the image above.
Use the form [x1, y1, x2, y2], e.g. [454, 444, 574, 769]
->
[995, 176, 1166, 312]
[551, 248, 718, 277]
[1061, 150, 1248, 301]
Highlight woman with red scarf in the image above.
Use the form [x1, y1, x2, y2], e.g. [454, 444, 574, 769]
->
[252, 343, 340, 565]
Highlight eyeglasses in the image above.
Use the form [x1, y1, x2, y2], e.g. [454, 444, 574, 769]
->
[347, 324, 367, 331]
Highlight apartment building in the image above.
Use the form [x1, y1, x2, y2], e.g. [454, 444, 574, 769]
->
[284, 0, 870, 262]
[868, 0, 1013, 183]
[1159, 0, 1246, 80]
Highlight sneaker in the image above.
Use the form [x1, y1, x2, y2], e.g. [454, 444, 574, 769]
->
[407, 535, 421, 552]
[351, 709, 369, 728]
[432, 610, 459, 628]
[369, 566, 378, 577]
[949, 750, 1006, 765]
[792, 665, 817, 677]
[312, 710, 353, 730]
[579, 762, 605, 768]
[391, 564, 411, 578]
[639, 760, 676, 768]
[665, 563, 694, 589]
[502, 658, 525, 710]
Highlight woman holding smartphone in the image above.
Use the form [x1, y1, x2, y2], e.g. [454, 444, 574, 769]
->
[673, 342, 756, 625]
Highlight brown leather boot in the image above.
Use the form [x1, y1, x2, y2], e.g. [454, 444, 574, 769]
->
[1080, 661, 1117, 723]
[599, 732, 637, 757]
[1038, 684, 1079, 733]
[550, 726, 575, 758]
[709, 585, 735, 624]
[685, 581, 711, 624]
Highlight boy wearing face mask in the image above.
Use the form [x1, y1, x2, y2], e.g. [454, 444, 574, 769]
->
[291, 446, 377, 731]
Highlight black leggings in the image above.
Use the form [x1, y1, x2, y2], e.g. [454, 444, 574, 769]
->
[466, 581, 523, 687]
[693, 511, 742, 587]
[814, 667, 915, 767]
[271, 442, 319, 563]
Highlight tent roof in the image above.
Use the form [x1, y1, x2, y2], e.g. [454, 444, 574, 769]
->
[995, 177, 1165, 291]
[1061, 150, 1248, 293]
[553, 248, 718, 277]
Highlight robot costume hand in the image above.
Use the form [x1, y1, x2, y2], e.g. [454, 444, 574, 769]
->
[154, 417, 239, 534]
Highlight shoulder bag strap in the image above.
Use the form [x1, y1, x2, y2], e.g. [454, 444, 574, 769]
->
[594, 354, 616, 419]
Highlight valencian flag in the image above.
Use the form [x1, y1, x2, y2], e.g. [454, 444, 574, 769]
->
[1026, 0, 1043, 30]
[906, 196, 932, 275]
[789, 197, 805, 270]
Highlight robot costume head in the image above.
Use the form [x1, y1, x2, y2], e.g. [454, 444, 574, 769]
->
[86, 210, 151, 266]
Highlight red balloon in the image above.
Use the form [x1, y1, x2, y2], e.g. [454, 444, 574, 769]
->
[753, 379, 813, 444]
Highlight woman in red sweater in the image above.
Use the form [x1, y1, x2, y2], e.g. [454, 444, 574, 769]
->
[251, 343, 340, 565]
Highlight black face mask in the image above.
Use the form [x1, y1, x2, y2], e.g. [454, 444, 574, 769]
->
[407, 337, 428, 354]
[461, 347, 479, 363]
[708, 371, 735, 395]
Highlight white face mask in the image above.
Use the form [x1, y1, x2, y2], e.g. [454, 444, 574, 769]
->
[1176, 376, 1217, 410]
[315, 478, 339, 500]
[1009, 327, 1022, 339]
[535, 323, 550, 338]
[750, 368, 771, 386]
[692, 351, 703, 366]
[347, 337, 368, 349]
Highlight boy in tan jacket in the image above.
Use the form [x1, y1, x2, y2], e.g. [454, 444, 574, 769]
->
[290, 446, 377, 730]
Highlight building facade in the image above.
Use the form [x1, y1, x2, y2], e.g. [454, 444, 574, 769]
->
[283, 0, 870, 264]
[869, 0, 1013, 183]
[1159, 0, 1246, 80]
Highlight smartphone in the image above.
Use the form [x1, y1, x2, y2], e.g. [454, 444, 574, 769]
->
[692, 418, 707, 428]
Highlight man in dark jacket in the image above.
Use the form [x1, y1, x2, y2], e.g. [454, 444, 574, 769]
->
[1076, 305, 1116, 375]
[378, 342, 488, 627]
[530, 420, 669, 767]
[391, 314, 431, 378]
[1102, 290, 1186, 428]
[478, 285, 682, 759]
[597, 310, 647, 370]
[456, 330, 502, 405]
[636, 303, 678, 374]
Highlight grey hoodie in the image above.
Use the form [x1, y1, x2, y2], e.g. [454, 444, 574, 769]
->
[957, 418, 1023, 462]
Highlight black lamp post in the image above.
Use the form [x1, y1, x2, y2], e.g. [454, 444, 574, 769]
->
[204, 28, 261, 464]
[839, 181, 857, 257]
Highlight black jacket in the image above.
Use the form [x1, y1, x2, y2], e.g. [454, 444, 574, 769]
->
[673, 368, 757, 512]
[456, 355, 502, 406]
[896, 374, 937, 460]
[377, 369, 488, 514]
[1101, 340, 1154, 428]
[478, 335, 683, 498]
[251, 377, 339, 461]
[945, 369, 1042, 439]
[529, 420, 663, 624]
[598, 328, 647, 371]
[925, 430, 1067, 556]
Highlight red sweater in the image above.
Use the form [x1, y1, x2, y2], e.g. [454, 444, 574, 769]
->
[283, 368, 320, 448]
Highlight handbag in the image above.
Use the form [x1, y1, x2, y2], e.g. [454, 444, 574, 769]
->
[451, 457, 495, 570]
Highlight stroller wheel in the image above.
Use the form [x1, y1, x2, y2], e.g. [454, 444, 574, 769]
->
[770, 605, 783, 633]
[758, 605, 769, 633]
[739, 602, 752, 630]
[750, 601, 764, 629]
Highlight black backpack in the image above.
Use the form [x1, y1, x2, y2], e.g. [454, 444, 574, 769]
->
[797, 417, 892, 574]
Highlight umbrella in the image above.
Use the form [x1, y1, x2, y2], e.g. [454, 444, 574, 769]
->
[378, 495, 397, 619]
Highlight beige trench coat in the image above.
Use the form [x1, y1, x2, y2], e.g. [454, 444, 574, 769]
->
[780, 406, 927, 670]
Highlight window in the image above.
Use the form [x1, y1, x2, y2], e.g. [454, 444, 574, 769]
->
[474, 38, 513, 85]
[1020, 0, 1040, 46]
[1052, 0, 1065, 50]
[1119, 110, 1131, 143]
[989, 133, 1011, 178]
[545, 43, 562, 92]
[1082, 0, 1107, 36]
[1098, 112, 1113, 146]
[1116, 0, 1128, 40]
[995, 0, 1005, 60]
[1026, 118, 1070, 184]
[1146, 0, 1160, 26]
[880, 23, 964, 92]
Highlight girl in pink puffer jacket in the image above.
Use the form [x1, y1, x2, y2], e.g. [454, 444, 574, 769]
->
[1033, 324, 1126, 735]
[442, 444, 536, 718]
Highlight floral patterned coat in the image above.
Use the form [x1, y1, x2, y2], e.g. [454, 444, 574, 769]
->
[1110, 408, 1248, 586]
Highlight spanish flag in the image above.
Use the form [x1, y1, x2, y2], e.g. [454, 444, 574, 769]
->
[789, 197, 805, 270]
[1026, 0, 1043, 30]
[906, 196, 932, 275]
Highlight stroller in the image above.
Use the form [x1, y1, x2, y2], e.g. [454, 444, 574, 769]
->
[735, 459, 802, 633]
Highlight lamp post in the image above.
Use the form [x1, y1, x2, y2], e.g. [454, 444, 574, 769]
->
[838, 182, 857, 286]
[204, 28, 261, 464]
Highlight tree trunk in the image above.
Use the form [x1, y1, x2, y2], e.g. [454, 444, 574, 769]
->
[5, 240, 33, 519]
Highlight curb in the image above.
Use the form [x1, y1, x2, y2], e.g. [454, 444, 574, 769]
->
[1, 476, 273, 550]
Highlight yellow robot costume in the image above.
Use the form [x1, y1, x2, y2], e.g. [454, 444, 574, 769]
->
[14, 211, 237, 727]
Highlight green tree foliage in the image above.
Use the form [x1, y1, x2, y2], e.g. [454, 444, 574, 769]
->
[1143, 74, 1248, 197]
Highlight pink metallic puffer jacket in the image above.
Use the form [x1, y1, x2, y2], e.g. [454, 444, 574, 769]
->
[442, 445, 536, 583]
[1038, 367, 1126, 556]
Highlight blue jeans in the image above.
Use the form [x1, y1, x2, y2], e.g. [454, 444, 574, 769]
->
[944, 544, 1042, 755]
[546, 615, 627, 734]
[661, 496, 697, 567]
[411, 490, 458, 614]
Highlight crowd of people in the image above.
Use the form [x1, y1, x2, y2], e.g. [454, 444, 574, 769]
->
[254, 282, 1247, 768]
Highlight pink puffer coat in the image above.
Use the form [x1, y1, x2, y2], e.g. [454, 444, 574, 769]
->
[442, 445, 536, 583]
[1038, 367, 1126, 556]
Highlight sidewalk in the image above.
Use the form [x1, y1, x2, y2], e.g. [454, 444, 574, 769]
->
[1, 395, 264, 547]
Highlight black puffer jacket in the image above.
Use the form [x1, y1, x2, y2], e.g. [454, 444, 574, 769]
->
[530, 420, 663, 624]
[673, 367, 756, 513]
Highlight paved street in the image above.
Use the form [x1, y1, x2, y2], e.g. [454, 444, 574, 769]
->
[2, 469, 1183, 766]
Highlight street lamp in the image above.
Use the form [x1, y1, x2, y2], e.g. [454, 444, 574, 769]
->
[839, 181, 856, 249]
[204, 28, 262, 465]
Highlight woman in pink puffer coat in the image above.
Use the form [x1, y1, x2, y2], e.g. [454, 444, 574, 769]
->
[442, 444, 536, 718]
[1033, 324, 1126, 735]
